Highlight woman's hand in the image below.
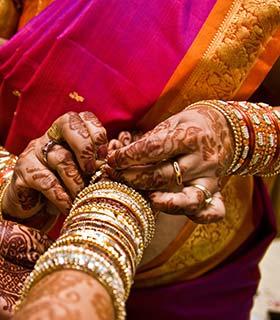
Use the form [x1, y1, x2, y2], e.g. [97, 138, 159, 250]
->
[2, 111, 107, 220]
[107, 105, 234, 223]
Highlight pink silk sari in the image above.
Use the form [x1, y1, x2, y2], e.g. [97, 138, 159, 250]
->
[0, 1, 278, 319]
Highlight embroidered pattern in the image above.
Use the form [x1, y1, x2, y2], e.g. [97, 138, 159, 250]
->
[169, 0, 280, 114]
[69, 91, 85, 103]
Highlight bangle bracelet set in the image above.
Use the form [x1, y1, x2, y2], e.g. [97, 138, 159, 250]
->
[188, 100, 280, 176]
[15, 178, 156, 320]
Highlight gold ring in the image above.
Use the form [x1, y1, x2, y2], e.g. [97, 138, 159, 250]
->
[41, 140, 58, 163]
[173, 161, 183, 186]
[47, 123, 63, 142]
[191, 184, 213, 205]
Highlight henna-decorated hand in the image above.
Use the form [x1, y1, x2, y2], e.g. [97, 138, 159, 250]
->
[2, 111, 107, 221]
[107, 105, 234, 223]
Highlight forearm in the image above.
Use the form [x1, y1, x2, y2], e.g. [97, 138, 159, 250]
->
[13, 270, 114, 320]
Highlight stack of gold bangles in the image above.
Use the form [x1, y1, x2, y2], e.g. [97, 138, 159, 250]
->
[188, 100, 280, 176]
[15, 176, 156, 320]
[0, 147, 17, 220]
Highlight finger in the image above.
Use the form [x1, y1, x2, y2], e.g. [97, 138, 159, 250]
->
[79, 111, 108, 160]
[4, 175, 43, 219]
[108, 139, 124, 152]
[189, 192, 225, 224]
[150, 188, 206, 215]
[46, 144, 85, 199]
[115, 154, 200, 191]
[117, 131, 133, 146]
[107, 118, 202, 168]
[21, 158, 72, 215]
[53, 112, 96, 175]
[149, 177, 220, 217]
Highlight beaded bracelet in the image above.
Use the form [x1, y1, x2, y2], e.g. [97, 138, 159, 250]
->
[15, 245, 126, 320]
[51, 235, 133, 298]
[16, 177, 155, 319]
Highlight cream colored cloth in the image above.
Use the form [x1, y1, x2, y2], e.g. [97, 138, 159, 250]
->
[251, 239, 280, 320]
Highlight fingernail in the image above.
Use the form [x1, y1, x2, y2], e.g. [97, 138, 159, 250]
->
[97, 144, 108, 160]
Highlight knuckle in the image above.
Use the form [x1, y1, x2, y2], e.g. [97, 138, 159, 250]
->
[66, 111, 78, 117]
[54, 148, 73, 165]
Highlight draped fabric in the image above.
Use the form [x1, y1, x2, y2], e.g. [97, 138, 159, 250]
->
[0, 0, 279, 318]
[0, 0, 216, 151]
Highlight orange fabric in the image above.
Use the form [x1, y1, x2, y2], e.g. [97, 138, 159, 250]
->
[236, 28, 280, 100]
[138, 0, 234, 131]
[18, 0, 54, 29]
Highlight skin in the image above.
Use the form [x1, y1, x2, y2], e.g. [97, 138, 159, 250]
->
[13, 270, 114, 320]
[2, 111, 108, 221]
[0, 221, 52, 319]
[107, 105, 235, 223]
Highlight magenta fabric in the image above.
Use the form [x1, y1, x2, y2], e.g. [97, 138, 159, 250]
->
[127, 177, 277, 320]
[0, 0, 85, 141]
[0, 0, 216, 152]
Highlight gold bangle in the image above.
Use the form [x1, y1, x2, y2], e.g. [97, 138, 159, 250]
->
[65, 202, 142, 238]
[50, 235, 133, 298]
[0, 178, 11, 220]
[76, 181, 155, 233]
[63, 212, 140, 256]
[61, 226, 138, 273]
[16, 245, 126, 320]
[62, 216, 144, 264]
[71, 191, 152, 246]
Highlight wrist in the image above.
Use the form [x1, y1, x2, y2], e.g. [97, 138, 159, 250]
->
[188, 100, 280, 176]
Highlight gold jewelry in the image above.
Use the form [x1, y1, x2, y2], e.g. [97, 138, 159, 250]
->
[51, 235, 133, 298]
[47, 123, 63, 142]
[172, 161, 183, 186]
[63, 208, 140, 250]
[191, 184, 213, 205]
[41, 140, 58, 163]
[72, 190, 153, 246]
[0, 178, 11, 220]
[17, 175, 156, 319]
[61, 226, 138, 273]
[187, 100, 279, 176]
[16, 245, 126, 320]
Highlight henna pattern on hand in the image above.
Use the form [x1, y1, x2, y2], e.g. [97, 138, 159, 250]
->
[0, 221, 51, 315]
[0, 257, 31, 315]
[69, 112, 90, 139]
[14, 271, 113, 320]
[91, 293, 113, 320]
[81, 111, 103, 127]
[58, 153, 84, 186]
[196, 107, 234, 175]
[16, 186, 40, 211]
[111, 125, 202, 168]
[81, 144, 95, 173]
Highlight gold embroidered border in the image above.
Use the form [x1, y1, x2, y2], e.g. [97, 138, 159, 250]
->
[138, 0, 280, 130]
